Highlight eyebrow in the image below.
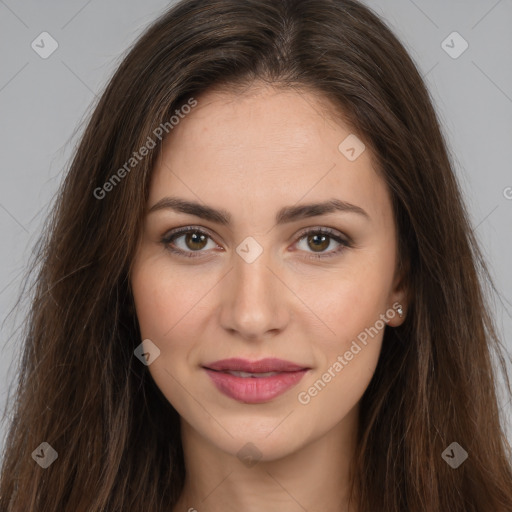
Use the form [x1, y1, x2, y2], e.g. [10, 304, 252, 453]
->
[148, 196, 370, 225]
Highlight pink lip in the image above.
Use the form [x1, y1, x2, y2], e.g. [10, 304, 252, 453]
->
[203, 358, 310, 404]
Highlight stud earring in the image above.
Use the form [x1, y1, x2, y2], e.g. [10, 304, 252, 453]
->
[397, 305, 404, 318]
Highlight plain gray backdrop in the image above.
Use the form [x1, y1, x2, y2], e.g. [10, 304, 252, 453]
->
[1, 0, 511, 459]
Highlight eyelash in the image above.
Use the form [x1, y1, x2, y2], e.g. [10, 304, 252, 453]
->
[160, 225, 352, 260]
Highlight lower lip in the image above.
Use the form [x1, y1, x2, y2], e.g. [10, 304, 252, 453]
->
[204, 368, 309, 404]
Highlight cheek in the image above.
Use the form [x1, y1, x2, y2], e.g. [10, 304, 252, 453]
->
[131, 254, 211, 340]
[130, 259, 195, 391]
[295, 277, 389, 426]
[131, 261, 201, 412]
[294, 258, 394, 348]
[306, 277, 387, 392]
[292, 252, 393, 411]
[295, 334, 382, 438]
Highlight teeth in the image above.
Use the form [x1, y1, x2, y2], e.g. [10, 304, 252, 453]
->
[226, 370, 280, 378]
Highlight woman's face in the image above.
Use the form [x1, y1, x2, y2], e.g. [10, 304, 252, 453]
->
[131, 84, 406, 461]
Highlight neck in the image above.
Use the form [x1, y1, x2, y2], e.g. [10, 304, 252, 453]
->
[172, 405, 360, 512]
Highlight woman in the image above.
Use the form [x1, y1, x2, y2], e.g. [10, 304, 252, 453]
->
[1, 0, 511, 510]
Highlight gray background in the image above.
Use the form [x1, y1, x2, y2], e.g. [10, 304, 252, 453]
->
[0, 0, 511, 455]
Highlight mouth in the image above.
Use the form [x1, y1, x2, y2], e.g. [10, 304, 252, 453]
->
[202, 358, 310, 404]
[207, 369, 285, 378]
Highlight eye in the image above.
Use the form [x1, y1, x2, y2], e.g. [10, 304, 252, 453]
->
[294, 227, 351, 259]
[161, 226, 220, 258]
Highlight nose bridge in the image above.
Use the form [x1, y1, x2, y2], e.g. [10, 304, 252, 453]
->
[219, 240, 288, 339]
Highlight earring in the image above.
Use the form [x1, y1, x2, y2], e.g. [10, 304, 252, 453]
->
[397, 305, 404, 318]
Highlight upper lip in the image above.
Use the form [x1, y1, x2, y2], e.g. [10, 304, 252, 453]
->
[203, 358, 309, 373]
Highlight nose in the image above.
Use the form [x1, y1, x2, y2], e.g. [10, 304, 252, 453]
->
[219, 246, 290, 341]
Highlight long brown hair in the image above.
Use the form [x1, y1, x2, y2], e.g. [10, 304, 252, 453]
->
[1, 0, 511, 510]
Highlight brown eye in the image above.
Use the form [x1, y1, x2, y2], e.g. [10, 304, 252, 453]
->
[161, 227, 218, 258]
[307, 233, 330, 252]
[295, 228, 350, 259]
[184, 232, 208, 251]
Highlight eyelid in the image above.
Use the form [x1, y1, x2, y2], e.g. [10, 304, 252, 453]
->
[162, 225, 221, 243]
[294, 225, 351, 244]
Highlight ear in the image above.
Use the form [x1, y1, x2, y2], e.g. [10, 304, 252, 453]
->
[386, 262, 409, 328]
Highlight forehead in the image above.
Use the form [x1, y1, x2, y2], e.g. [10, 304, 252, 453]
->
[166, 84, 357, 155]
[148, 84, 392, 227]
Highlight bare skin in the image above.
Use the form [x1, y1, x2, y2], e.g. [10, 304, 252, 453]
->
[130, 83, 407, 512]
